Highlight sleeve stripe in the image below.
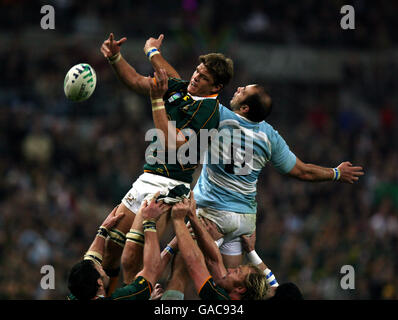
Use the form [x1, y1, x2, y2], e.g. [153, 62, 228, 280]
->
[176, 128, 188, 142]
[112, 278, 152, 300]
[198, 276, 230, 300]
[207, 278, 230, 300]
[112, 286, 150, 300]
[197, 275, 213, 295]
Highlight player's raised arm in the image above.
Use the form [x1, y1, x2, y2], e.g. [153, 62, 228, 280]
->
[171, 199, 213, 293]
[144, 34, 181, 79]
[240, 232, 279, 291]
[85, 206, 125, 264]
[135, 193, 169, 287]
[101, 33, 151, 95]
[185, 193, 227, 281]
[148, 69, 187, 150]
[288, 158, 364, 183]
[158, 235, 178, 277]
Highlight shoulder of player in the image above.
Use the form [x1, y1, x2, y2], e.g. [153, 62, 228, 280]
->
[199, 276, 231, 300]
[168, 77, 189, 87]
[259, 120, 279, 135]
[107, 276, 151, 300]
[194, 97, 219, 109]
[185, 98, 219, 116]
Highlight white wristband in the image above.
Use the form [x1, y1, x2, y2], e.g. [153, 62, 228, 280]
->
[145, 47, 160, 60]
[247, 250, 262, 265]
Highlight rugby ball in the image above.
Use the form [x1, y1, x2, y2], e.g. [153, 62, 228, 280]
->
[64, 63, 97, 102]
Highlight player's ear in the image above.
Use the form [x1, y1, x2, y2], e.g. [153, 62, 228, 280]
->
[211, 83, 223, 94]
[231, 285, 247, 298]
[240, 104, 249, 114]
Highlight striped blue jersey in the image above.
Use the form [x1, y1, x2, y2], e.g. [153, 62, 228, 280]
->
[193, 104, 297, 214]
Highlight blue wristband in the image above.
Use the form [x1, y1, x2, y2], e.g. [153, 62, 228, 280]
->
[146, 48, 159, 58]
[333, 168, 341, 181]
[165, 245, 175, 255]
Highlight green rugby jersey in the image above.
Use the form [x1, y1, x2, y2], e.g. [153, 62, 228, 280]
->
[198, 276, 231, 300]
[144, 78, 220, 183]
[67, 276, 152, 300]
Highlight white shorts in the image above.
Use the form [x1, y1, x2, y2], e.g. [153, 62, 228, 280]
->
[196, 207, 256, 256]
[122, 172, 190, 214]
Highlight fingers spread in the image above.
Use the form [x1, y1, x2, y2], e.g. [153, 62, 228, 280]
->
[101, 46, 111, 57]
[117, 37, 127, 46]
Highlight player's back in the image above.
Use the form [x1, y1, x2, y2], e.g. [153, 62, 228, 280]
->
[194, 104, 296, 214]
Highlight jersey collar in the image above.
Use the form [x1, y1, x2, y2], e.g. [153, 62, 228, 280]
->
[235, 112, 258, 124]
[187, 93, 218, 101]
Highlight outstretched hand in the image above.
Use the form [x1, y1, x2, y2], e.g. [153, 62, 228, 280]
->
[101, 206, 125, 230]
[337, 161, 364, 184]
[140, 192, 170, 222]
[144, 34, 164, 55]
[100, 33, 127, 58]
[241, 231, 256, 253]
[200, 217, 223, 241]
[148, 68, 168, 100]
[171, 198, 191, 220]
[150, 283, 164, 300]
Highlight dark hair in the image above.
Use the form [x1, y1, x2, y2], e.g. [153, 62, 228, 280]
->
[268, 282, 303, 300]
[242, 85, 273, 122]
[68, 260, 100, 300]
[199, 53, 234, 88]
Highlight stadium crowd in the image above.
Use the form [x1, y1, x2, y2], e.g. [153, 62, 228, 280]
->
[0, 0, 397, 299]
[1, 0, 396, 49]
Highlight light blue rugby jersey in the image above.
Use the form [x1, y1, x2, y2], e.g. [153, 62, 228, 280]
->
[193, 104, 297, 214]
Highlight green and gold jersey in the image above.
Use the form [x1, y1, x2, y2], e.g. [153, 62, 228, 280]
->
[144, 78, 220, 183]
[198, 276, 231, 300]
[67, 276, 152, 300]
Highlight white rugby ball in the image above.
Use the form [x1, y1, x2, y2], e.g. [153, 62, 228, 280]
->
[64, 63, 97, 102]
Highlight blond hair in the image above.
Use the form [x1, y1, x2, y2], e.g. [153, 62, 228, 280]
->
[241, 264, 270, 300]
